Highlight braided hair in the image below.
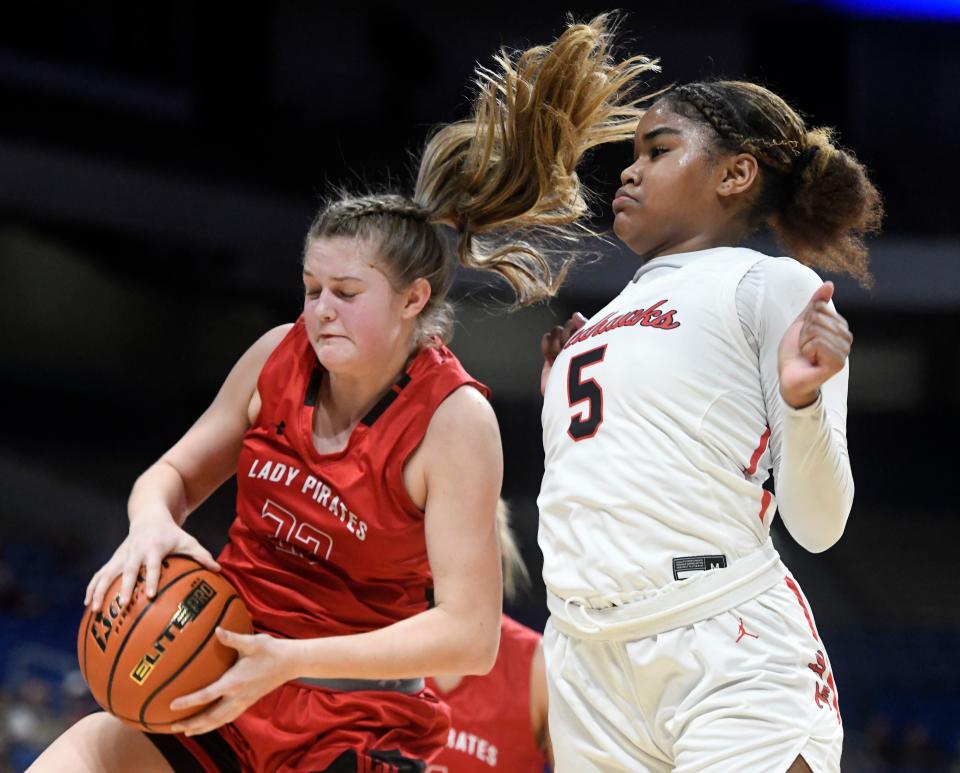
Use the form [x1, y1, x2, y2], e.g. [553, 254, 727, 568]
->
[307, 14, 659, 346]
[664, 81, 883, 285]
[308, 194, 454, 345]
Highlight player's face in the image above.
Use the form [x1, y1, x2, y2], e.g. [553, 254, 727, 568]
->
[302, 236, 413, 375]
[613, 101, 724, 261]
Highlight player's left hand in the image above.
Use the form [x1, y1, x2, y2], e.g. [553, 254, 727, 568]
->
[778, 281, 852, 408]
[541, 312, 587, 395]
[168, 628, 293, 736]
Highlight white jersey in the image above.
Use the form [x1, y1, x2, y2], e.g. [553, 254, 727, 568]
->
[538, 246, 850, 604]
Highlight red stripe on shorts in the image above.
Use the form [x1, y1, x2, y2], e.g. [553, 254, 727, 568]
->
[827, 672, 842, 725]
[784, 576, 819, 642]
[785, 577, 842, 724]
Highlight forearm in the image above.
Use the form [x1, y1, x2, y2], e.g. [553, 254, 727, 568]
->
[127, 459, 191, 526]
[775, 392, 854, 552]
[741, 260, 855, 553]
[281, 602, 501, 682]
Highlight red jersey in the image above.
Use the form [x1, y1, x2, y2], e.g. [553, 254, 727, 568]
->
[426, 615, 547, 773]
[217, 317, 489, 638]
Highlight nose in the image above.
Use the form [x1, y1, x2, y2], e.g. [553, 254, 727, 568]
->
[313, 291, 337, 321]
[620, 158, 642, 187]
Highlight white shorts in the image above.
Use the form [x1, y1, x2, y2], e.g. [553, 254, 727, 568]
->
[543, 574, 843, 772]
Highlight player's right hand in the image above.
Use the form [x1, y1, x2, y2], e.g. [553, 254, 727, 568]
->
[540, 312, 587, 395]
[84, 509, 221, 612]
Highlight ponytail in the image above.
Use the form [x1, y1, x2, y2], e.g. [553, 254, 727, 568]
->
[415, 14, 660, 305]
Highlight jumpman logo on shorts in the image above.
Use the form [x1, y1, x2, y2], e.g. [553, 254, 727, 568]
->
[736, 617, 759, 643]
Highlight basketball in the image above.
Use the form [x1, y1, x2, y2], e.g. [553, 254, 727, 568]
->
[76, 554, 253, 733]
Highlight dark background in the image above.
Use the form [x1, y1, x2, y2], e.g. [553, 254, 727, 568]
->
[1, 1, 958, 770]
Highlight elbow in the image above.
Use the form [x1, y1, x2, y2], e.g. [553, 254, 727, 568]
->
[795, 505, 851, 554]
[781, 482, 854, 554]
[462, 621, 500, 676]
[798, 528, 844, 554]
[467, 650, 497, 677]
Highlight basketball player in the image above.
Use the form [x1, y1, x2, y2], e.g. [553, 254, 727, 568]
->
[28, 18, 656, 773]
[536, 44, 883, 773]
[426, 501, 552, 773]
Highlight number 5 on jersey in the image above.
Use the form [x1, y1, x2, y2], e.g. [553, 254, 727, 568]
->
[567, 345, 606, 441]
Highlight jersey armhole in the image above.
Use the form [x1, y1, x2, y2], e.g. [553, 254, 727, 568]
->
[250, 321, 302, 428]
[387, 380, 490, 519]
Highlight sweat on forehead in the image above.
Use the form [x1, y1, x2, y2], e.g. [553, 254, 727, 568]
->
[635, 102, 711, 144]
[658, 94, 724, 132]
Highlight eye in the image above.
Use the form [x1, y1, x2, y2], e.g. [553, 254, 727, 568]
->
[304, 287, 320, 299]
[650, 145, 669, 158]
[336, 290, 358, 300]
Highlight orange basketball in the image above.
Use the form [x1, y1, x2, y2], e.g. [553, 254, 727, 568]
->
[77, 554, 253, 733]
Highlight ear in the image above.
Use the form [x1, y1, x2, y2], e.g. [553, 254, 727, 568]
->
[716, 152, 759, 199]
[400, 277, 432, 320]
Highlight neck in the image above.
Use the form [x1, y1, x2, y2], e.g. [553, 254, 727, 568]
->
[319, 339, 418, 434]
[639, 223, 748, 263]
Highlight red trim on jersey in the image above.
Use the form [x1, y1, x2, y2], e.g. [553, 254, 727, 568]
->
[743, 426, 771, 476]
[219, 318, 489, 641]
[785, 576, 819, 642]
[758, 489, 772, 522]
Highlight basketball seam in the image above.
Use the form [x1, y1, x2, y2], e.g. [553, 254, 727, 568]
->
[138, 594, 242, 730]
[80, 552, 191, 694]
[105, 566, 205, 714]
[81, 606, 94, 685]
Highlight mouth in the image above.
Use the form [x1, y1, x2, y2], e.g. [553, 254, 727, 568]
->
[612, 188, 638, 213]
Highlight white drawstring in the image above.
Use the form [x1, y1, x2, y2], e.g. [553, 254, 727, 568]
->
[563, 594, 603, 634]
[551, 550, 782, 640]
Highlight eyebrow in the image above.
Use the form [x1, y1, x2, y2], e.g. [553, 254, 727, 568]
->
[640, 126, 682, 142]
[302, 271, 365, 282]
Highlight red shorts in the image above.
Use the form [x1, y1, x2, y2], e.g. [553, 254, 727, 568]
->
[146, 680, 450, 772]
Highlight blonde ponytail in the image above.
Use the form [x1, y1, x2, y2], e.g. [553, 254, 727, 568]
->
[415, 14, 660, 306]
[306, 15, 659, 350]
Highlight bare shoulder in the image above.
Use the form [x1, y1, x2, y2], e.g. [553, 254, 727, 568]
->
[247, 323, 295, 363]
[237, 323, 295, 383]
[420, 385, 502, 475]
[404, 385, 501, 510]
[427, 384, 499, 435]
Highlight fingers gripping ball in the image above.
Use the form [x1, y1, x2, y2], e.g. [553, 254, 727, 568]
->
[77, 554, 253, 733]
